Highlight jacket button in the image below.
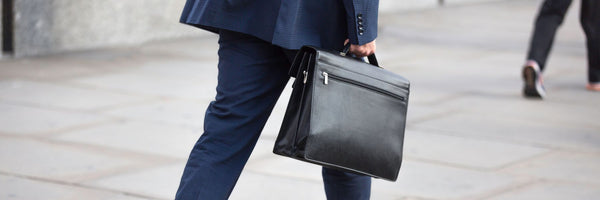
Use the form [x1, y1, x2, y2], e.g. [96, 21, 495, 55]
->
[357, 14, 363, 20]
[358, 21, 363, 25]
[359, 31, 364, 35]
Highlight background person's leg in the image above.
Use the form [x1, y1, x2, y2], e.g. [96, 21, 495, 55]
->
[322, 168, 371, 200]
[580, 0, 600, 84]
[526, 0, 573, 70]
[175, 30, 291, 200]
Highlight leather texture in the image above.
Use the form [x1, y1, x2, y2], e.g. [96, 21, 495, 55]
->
[274, 46, 410, 181]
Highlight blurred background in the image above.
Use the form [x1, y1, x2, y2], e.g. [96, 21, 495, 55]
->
[1, 0, 599, 199]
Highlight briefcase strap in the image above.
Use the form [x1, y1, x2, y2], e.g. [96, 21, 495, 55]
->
[341, 44, 380, 68]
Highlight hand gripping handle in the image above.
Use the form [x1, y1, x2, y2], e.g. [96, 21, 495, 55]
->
[342, 43, 379, 67]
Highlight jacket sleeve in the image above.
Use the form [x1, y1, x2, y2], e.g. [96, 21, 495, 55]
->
[342, 0, 379, 45]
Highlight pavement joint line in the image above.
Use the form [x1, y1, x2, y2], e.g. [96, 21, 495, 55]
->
[0, 117, 118, 138]
[411, 126, 600, 153]
[243, 168, 323, 184]
[528, 178, 600, 188]
[52, 79, 179, 99]
[0, 134, 182, 166]
[40, 137, 184, 164]
[0, 97, 123, 116]
[469, 178, 541, 200]
[86, 98, 173, 113]
[407, 109, 462, 125]
[0, 171, 168, 200]
[490, 149, 557, 172]
[91, 96, 214, 111]
[82, 116, 205, 130]
[392, 196, 438, 200]
[413, 91, 471, 106]
[401, 156, 511, 172]
[0, 97, 155, 117]
[59, 79, 217, 103]
[498, 149, 600, 174]
[384, 195, 437, 200]
[0, 96, 207, 130]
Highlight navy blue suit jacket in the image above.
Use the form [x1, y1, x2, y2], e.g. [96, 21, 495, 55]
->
[180, 0, 379, 50]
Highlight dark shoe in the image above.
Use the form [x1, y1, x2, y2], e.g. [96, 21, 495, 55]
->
[522, 63, 545, 99]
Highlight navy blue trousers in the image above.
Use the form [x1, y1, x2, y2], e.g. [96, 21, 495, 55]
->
[175, 29, 371, 200]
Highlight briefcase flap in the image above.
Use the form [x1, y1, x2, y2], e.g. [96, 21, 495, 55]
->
[302, 47, 409, 181]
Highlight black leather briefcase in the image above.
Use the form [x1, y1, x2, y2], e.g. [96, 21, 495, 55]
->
[273, 46, 410, 181]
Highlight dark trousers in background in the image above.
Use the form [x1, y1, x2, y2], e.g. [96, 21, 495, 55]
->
[175, 29, 371, 200]
[526, 0, 600, 83]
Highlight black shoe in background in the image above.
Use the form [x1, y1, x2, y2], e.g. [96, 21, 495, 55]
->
[522, 64, 546, 99]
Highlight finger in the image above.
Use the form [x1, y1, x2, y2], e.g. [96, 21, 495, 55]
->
[344, 39, 350, 45]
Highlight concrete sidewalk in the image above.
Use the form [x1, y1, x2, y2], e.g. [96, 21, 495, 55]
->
[1, 0, 599, 199]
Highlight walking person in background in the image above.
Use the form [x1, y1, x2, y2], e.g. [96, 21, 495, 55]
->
[174, 0, 378, 199]
[522, 0, 600, 99]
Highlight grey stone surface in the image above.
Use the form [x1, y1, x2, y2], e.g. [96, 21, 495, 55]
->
[373, 161, 522, 199]
[231, 172, 326, 200]
[412, 112, 600, 152]
[71, 72, 216, 100]
[247, 137, 278, 161]
[0, 103, 106, 134]
[246, 156, 323, 182]
[260, 82, 293, 139]
[0, 80, 150, 111]
[0, 175, 147, 200]
[0, 0, 599, 199]
[404, 131, 549, 169]
[486, 182, 600, 200]
[0, 137, 147, 183]
[503, 152, 600, 184]
[53, 120, 201, 159]
[100, 99, 206, 128]
[84, 163, 185, 200]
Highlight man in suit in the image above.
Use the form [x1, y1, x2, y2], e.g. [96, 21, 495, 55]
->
[175, 0, 379, 199]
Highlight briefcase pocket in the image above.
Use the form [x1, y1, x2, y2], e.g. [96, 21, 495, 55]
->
[304, 65, 408, 180]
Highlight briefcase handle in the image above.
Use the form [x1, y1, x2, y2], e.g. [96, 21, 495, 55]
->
[342, 43, 380, 67]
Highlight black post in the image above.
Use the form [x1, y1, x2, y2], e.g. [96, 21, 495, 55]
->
[2, 0, 14, 53]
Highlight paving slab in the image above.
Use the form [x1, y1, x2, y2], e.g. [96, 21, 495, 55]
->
[413, 111, 600, 152]
[128, 59, 219, 81]
[0, 174, 148, 200]
[1, 0, 599, 199]
[230, 171, 325, 200]
[84, 163, 185, 200]
[101, 99, 207, 128]
[0, 80, 150, 111]
[404, 131, 549, 169]
[245, 156, 323, 182]
[0, 137, 147, 183]
[70, 71, 216, 100]
[260, 82, 293, 139]
[502, 152, 600, 184]
[247, 138, 278, 161]
[485, 182, 600, 200]
[0, 58, 109, 81]
[440, 94, 600, 131]
[137, 36, 219, 60]
[0, 103, 106, 135]
[372, 160, 522, 200]
[53, 120, 202, 159]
